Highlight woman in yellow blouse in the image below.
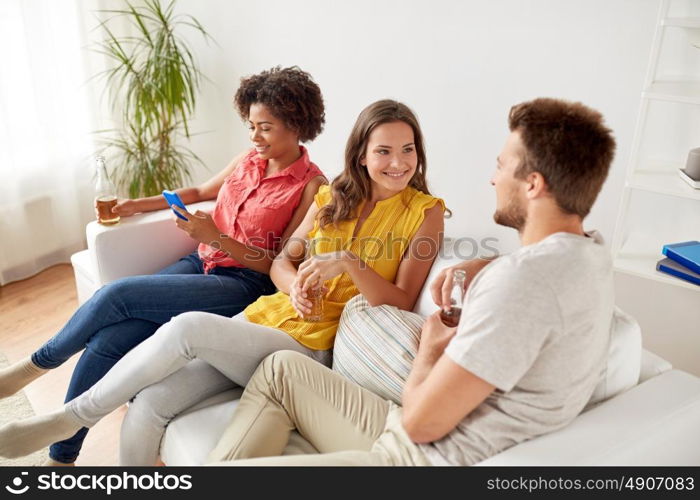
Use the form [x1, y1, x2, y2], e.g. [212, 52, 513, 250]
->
[0, 99, 445, 465]
[249, 100, 445, 350]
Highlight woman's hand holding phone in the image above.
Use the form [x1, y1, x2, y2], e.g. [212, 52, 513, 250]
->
[172, 205, 222, 245]
[162, 190, 189, 220]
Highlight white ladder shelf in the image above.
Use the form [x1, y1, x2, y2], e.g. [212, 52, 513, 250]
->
[611, 0, 700, 292]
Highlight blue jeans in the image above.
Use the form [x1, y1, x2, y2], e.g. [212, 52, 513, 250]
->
[31, 252, 275, 463]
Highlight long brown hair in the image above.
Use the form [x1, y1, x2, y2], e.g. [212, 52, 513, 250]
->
[318, 99, 432, 228]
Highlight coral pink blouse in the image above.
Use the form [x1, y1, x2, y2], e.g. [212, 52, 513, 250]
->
[198, 146, 323, 272]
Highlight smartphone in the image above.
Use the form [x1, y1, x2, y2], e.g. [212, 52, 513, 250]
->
[162, 190, 189, 220]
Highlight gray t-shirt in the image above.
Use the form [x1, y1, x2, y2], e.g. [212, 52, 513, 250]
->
[419, 231, 614, 466]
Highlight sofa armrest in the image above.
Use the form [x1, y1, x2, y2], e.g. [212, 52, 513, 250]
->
[86, 201, 216, 286]
[476, 370, 700, 466]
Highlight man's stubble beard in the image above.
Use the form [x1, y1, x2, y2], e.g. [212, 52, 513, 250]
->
[493, 196, 527, 231]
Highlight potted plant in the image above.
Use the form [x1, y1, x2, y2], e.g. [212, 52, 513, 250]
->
[94, 0, 212, 197]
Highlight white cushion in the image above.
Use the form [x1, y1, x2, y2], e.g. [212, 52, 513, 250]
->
[585, 306, 642, 409]
[639, 349, 672, 384]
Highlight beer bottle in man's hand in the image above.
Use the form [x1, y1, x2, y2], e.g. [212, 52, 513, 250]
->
[440, 269, 466, 327]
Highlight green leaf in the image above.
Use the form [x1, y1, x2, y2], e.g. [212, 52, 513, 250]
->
[90, 0, 211, 197]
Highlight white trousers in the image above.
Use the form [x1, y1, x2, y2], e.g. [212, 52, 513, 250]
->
[66, 311, 330, 465]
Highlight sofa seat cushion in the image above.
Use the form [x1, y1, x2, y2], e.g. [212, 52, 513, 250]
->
[477, 370, 700, 465]
[161, 370, 700, 466]
[160, 389, 318, 465]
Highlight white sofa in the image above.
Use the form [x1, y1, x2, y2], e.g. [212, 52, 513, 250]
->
[71, 206, 700, 466]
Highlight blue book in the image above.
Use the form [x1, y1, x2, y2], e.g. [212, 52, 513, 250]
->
[662, 241, 700, 274]
[656, 257, 700, 286]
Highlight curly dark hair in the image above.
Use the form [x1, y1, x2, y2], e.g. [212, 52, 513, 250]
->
[234, 66, 325, 142]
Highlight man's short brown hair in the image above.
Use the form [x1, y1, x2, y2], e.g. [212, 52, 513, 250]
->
[508, 98, 616, 218]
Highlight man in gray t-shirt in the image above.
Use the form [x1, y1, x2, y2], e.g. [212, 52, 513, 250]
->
[419, 230, 613, 465]
[200, 97, 619, 466]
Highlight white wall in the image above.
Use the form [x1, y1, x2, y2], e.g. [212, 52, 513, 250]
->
[162, 1, 700, 373]
[178, 0, 658, 254]
[615, 273, 700, 376]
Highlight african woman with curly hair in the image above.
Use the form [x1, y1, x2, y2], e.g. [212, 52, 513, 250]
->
[0, 66, 327, 465]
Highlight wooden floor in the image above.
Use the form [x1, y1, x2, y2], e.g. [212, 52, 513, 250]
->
[0, 264, 124, 466]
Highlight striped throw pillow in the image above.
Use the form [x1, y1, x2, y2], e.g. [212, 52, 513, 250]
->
[332, 294, 424, 404]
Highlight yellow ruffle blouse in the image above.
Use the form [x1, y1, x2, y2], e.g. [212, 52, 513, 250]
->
[244, 185, 444, 350]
